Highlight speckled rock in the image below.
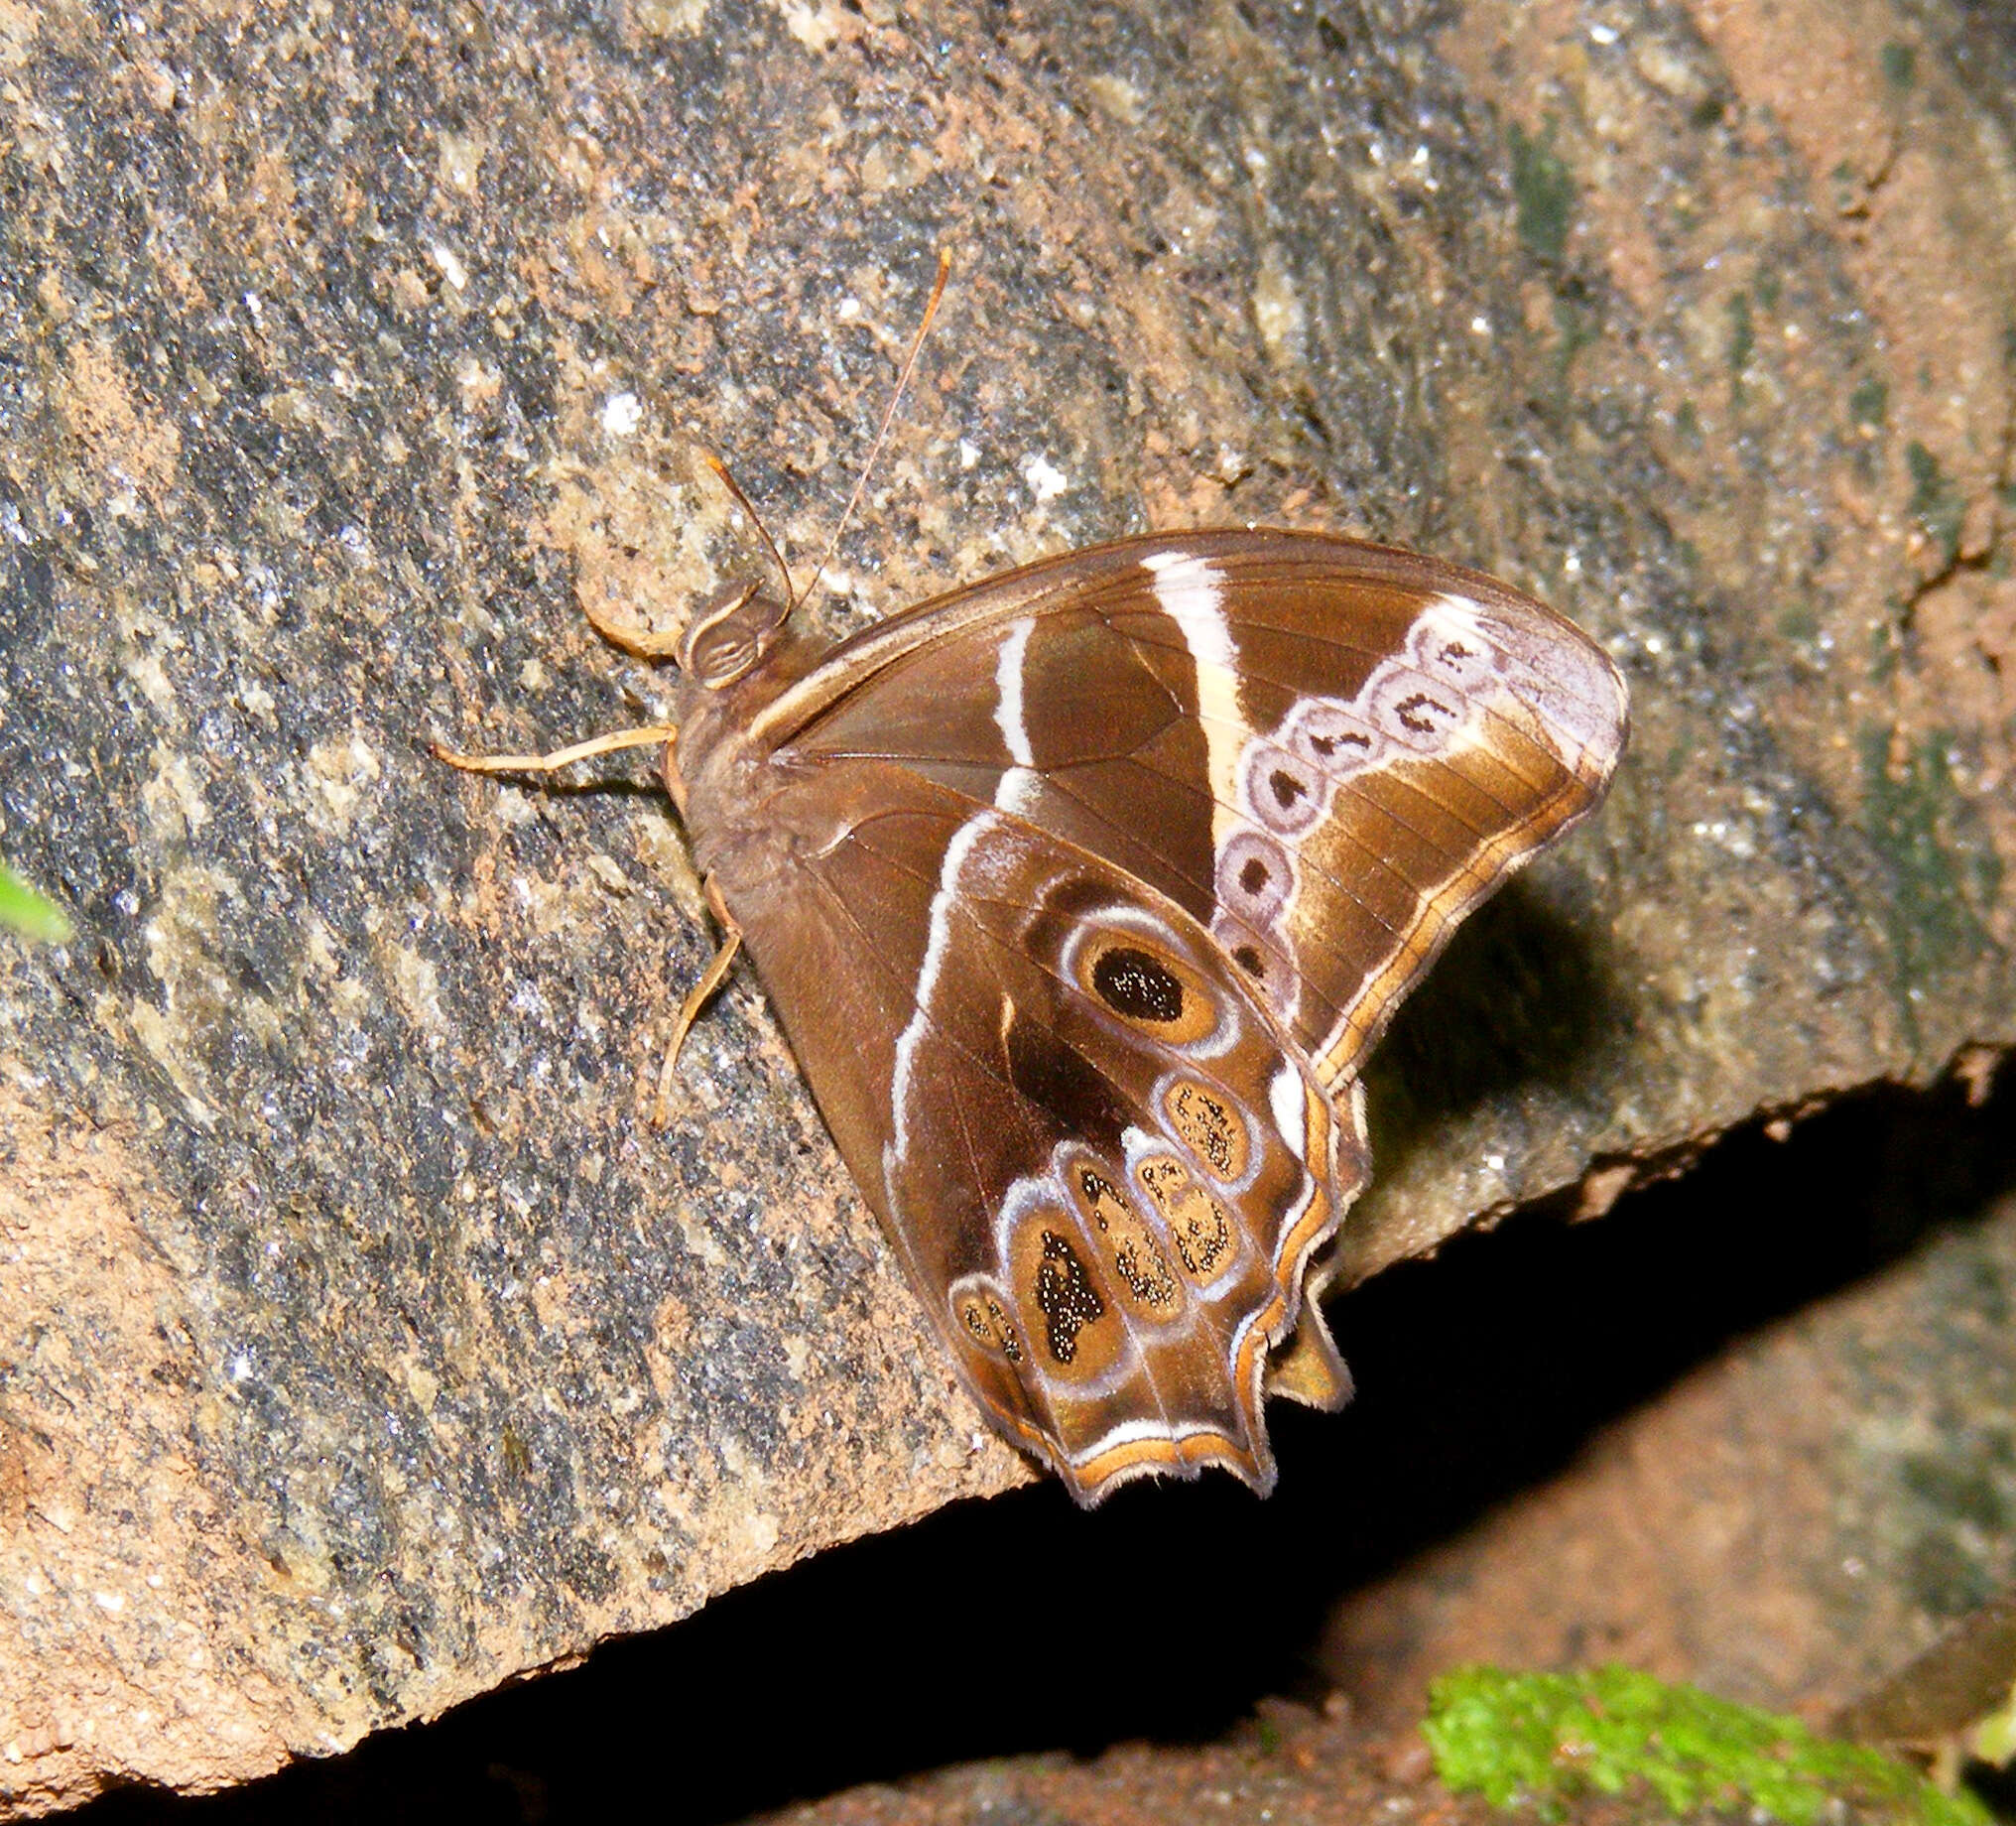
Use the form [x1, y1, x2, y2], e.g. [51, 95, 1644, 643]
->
[1, 0, 2011, 1810]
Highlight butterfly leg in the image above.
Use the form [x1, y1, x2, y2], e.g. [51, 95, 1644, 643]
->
[578, 593, 690, 659]
[431, 724, 678, 776]
[652, 874, 743, 1125]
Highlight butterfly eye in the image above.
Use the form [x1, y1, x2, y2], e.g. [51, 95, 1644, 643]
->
[691, 625, 755, 682]
[677, 582, 791, 688]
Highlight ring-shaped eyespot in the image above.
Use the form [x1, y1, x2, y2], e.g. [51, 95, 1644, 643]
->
[1076, 931, 1218, 1048]
[1007, 1210, 1125, 1381]
[1217, 830, 1293, 925]
[1365, 668, 1467, 752]
[951, 1277, 1024, 1365]
[1399, 601, 1497, 689]
[1242, 741, 1324, 836]
[1162, 1076, 1252, 1185]
[1418, 628, 1495, 691]
[1286, 701, 1380, 778]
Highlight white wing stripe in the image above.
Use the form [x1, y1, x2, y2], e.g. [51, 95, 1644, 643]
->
[887, 809, 995, 1181]
[993, 616, 1041, 815]
[1141, 550, 1243, 850]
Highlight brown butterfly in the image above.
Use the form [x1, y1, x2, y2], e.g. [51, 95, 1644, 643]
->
[439, 270, 1628, 1505]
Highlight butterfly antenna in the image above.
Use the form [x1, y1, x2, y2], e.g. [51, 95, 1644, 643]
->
[701, 452, 798, 607]
[796, 247, 951, 613]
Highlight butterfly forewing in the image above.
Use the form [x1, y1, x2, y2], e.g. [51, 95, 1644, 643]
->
[675, 528, 1626, 1502]
[775, 531, 1626, 1085]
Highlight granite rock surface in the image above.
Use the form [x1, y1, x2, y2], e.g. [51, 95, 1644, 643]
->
[1, 0, 2012, 1808]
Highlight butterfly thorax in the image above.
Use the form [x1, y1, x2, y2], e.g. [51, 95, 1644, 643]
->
[668, 607, 834, 887]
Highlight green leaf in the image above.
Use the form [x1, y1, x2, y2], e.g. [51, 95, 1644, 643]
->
[0, 863, 74, 944]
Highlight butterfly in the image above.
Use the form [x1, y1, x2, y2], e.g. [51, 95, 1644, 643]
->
[438, 274, 1628, 1506]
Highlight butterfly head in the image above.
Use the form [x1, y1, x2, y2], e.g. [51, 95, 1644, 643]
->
[677, 579, 793, 690]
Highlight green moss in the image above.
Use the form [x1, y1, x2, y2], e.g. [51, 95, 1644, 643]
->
[1882, 41, 1917, 92]
[0, 862, 72, 944]
[1423, 1665, 1991, 1825]
[1727, 290, 1754, 382]
[1905, 441, 1965, 568]
[1857, 726, 2001, 1045]
[1850, 374, 1889, 429]
[1509, 119, 1575, 264]
[1777, 601, 1820, 642]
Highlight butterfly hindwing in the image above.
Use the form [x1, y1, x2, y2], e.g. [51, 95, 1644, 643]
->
[708, 764, 1356, 1499]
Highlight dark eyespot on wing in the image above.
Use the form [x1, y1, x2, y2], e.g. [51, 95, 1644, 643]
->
[1091, 945, 1186, 1024]
[958, 1287, 1024, 1363]
[1164, 1078, 1250, 1182]
[1393, 691, 1455, 735]
[1035, 1229, 1105, 1364]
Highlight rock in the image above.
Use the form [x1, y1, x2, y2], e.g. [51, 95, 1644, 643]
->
[1318, 1084, 2016, 1731]
[1, 0, 2010, 1808]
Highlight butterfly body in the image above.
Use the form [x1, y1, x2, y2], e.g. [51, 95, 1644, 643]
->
[660, 527, 1627, 1505]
